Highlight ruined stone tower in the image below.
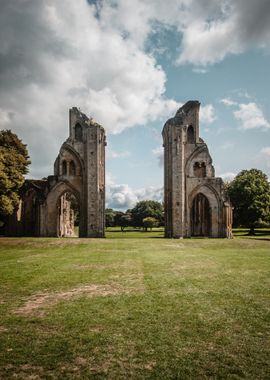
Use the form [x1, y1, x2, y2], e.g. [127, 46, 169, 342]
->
[53, 107, 106, 237]
[162, 101, 232, 238]
[6, 107, 106, 238]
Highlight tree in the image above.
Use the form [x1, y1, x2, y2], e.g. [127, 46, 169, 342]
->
[105, 208, 115, 227]
[143, 217, 158, 231]
[114, 211, 125, 227]
[119, 213, 132, 231]
[227, 169, 270, 234]
[0, 130, 31, 220]
[130, 200, 164, 228]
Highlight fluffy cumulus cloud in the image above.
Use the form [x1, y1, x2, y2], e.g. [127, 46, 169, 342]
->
[106, 0, 270, 66]
[233, 103, 270, 130]
[0, 0, 178, 177]
[200, 104, 217, 124]
[176, 0, 270, 66]
[106, 184, 138, 210]
[106, 178, 163, 210]
[1, 0, 269, 178]
[221, 97, 270, 131]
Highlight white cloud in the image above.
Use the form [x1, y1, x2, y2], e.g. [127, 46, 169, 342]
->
[200, 104, 217, 124]
[106, 172, 116, 186]
[135, 186, 163, 203]
[218, 172, 236, 181]
[106, 172, 163, 210]
[176, 0, 270, 66]
[107, 183, 138, 210]
[220, 98, 238, 107]
[178, 17, 243, 66]
[103, 0, 270, 67]
[220, 96, 270, 132]
[107, 149, 131, 159]
[1, 0, 270, 180]
[234, 102, 270, 130]
[0, 0, 176, 177]
[152, 146, 163, 167]
[259, 147, 270, 167]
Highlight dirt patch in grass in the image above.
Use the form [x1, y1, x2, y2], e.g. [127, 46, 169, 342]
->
[46, 238, 110, 247]
[0, 237, 110, 249]
[0, 364, 44, 380]
[162, 243, 185, 249]
[69, 260, 137, 271]
[16, 278, 144, 318]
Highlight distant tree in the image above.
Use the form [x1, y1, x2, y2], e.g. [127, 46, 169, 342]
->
[105, 208, 115, 227]
[0, 130, 31, 220]
[227, 169, 270, 234]
[131, 200, 164, 228]
[143, 217, 158, 231]
[119, 213, 132, 231]
[114, 211, 125, 227]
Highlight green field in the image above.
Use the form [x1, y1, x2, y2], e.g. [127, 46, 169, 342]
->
[0, 230, 269, 379]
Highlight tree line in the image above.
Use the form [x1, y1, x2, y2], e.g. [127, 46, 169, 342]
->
[1, 129, 270, 234]
[106, 200, 164, 231]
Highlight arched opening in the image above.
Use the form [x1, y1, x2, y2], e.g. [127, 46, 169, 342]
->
[193, 161, 206, 177]
[22, 189, 37, 236]
[191, 193, 211, 236]
[58, 192, 80, 237]
[187, 125, 195, 143]
[69, 160, 76, 176]
[62, 160, 67, 175]
[75, 123, 83, 141]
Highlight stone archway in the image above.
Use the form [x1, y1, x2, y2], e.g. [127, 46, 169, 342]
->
[45, 181, 81, 237]
[57, 191, 80, 237]
[188, 184, 220, 237]
[191, 193, 211, 236]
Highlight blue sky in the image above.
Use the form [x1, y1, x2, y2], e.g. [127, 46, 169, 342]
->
[0, 0, 270, 210]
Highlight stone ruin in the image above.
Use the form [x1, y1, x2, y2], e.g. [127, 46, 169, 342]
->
[6, 101, 232, 238]
[6, 107, 106, 237]
[162, 100, 233, 238]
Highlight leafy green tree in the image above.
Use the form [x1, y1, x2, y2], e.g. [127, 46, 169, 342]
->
[0, 130, 31, 220]
[131, 200, 164, 228]
[143, 216, 158, 231]
[113, 211, 124, 227]
[227, 169, 270, 234]
[119, 213, 132, 231]
[105, 208, 115, 227]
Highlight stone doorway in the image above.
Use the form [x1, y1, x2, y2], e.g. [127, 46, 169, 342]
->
[58, 192, 80, 237]
[191, 193, 211, 237]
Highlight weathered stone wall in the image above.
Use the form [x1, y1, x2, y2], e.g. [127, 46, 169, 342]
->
[162, 101, 232, 238]
[6, 107, 106, 238]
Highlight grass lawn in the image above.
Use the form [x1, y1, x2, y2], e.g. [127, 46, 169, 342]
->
[0, 230, 269, 379]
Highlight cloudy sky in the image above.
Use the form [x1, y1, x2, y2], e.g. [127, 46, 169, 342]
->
[1, 0, 270, 210]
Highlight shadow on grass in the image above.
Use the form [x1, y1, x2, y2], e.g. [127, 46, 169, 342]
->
[233, 228, 270, 239]
[251, 237, 270, 241]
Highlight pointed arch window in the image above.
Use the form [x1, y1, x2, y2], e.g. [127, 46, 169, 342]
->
[69, 160, 76, 176]
[194, 162, 206, 177]
[62, 160, 67, 175]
